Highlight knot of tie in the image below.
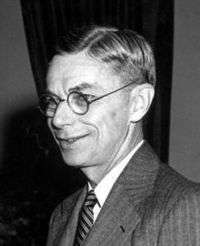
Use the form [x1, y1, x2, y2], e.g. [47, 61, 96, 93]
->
[84, 189, 98, 208]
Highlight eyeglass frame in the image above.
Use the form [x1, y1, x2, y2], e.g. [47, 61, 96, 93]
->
[39, 80, 137, 117]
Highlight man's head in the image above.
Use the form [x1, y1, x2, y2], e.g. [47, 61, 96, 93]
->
[42, 26, 155, 183]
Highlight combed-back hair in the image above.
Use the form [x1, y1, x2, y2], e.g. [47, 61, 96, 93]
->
[57, 25, 156, 86]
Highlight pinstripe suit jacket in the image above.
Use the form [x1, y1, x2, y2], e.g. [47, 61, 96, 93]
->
[46, 142, 200, 246]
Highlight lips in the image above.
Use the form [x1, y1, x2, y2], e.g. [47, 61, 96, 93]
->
[56, 133, 89, 147]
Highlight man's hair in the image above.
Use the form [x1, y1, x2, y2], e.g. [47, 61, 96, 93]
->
[57, 26, 156, 86]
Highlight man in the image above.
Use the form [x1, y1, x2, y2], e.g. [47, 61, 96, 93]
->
[41, 26, 200, 245]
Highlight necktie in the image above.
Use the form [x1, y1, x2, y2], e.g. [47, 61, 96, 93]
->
[74, 189, 97, 246]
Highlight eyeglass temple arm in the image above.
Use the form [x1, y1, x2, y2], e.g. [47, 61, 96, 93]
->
[89, 81, 136, 103]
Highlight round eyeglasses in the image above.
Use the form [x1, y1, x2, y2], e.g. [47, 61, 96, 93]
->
[39, 81, 135, 117]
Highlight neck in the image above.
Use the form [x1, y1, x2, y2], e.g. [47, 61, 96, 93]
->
[82, 122, 143, 185]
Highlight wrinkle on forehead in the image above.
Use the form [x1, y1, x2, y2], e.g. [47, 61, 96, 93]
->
[48, 51, 103, 78]
[47, 51, 121, 92]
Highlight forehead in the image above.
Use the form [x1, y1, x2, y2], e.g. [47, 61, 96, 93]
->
[46, 52, 120, 93]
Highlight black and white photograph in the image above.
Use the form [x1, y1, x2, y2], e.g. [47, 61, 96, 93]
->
[0, 1, 200, 245]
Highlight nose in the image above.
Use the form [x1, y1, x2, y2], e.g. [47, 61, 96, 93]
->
[51, 101, 77, 129]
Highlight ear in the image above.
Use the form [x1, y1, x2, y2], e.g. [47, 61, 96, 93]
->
[128, 83, 155, 123]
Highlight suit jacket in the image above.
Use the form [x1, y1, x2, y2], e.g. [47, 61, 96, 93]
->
[46, 142, 200, 246]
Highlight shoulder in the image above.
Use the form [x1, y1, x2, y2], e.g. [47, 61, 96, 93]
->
[154, 165, 200, 245]
[154, 162, 200, 216]
[46, 188, 84, 245]
[49, 188, 83, 230]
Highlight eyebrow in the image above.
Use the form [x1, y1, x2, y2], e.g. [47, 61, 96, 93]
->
[68, 82, 101, 92]
[44, 82, 103, 97]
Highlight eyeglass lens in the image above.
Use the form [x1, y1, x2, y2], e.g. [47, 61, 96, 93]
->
[39, 95, 57, 117]
[68, 92, 89, 114]
[39, 92, 89, 117]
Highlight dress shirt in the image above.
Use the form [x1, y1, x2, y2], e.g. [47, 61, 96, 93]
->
[88, 140, 144, 222]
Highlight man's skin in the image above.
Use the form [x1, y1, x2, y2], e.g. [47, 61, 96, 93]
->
[46, 51, 154, 185]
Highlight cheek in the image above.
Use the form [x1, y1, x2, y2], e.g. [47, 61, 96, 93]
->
[111, 111, 118, 118]
[47, 119, 53, 133]
[47, 118, 57, 141]
[98, 109, 128, 142]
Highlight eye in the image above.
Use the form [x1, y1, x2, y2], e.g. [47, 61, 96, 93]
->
[39, 94, 59, 116]
[46, 95, 59, 108]
[71, 93, 87, 107]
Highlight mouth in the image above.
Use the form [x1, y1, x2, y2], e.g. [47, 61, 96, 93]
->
[56, 133, 89, 147]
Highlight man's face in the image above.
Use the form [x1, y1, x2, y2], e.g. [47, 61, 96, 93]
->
[46, 52, 130, 174]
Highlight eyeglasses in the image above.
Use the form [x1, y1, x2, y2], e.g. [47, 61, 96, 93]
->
[39, 81, 135, 117]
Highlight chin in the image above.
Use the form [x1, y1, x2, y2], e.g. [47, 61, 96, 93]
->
[60, 150, 89, 168]
[58, 139, 98, 166]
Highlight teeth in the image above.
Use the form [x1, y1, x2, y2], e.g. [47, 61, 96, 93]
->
[65, 136, 82, 143]
[58, 134, 88, 145]
[67, 138, 76, 143]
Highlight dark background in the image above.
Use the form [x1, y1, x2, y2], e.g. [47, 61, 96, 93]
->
[0, 0, 200, 245]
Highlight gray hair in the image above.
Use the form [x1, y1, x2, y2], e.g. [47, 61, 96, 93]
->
[57, 26, 156, 86]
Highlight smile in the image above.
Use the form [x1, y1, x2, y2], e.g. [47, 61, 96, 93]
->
[57, 134, 89, 146]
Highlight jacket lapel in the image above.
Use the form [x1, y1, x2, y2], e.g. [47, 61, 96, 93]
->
[58, 186, 87, 246]
[83, 142, 160, 246]
[84, 182, 140, 246]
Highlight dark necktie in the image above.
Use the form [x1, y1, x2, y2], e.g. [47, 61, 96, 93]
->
[74, 189, 98, 246]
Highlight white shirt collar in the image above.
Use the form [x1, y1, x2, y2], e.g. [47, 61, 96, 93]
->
[88, 140, 144, 207]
